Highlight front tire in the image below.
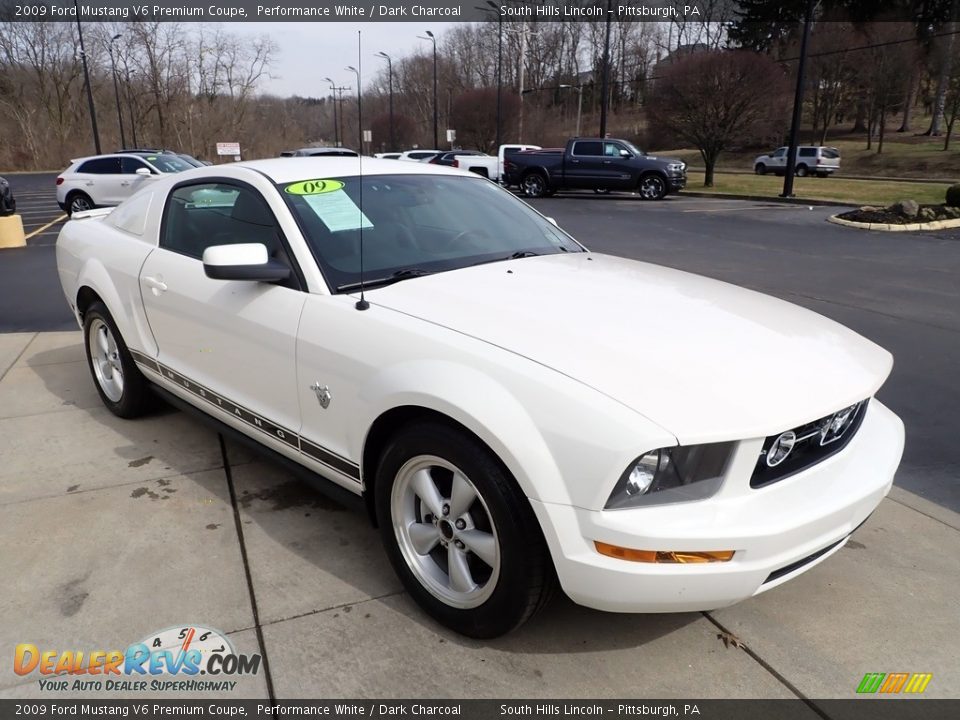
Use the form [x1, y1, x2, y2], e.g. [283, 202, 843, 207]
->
[67, 192, 94, 216]
[755, 163, 767, 175]
[375, 421, 554, 638]
[521, 172, 548, 198]
[83, 302, 153, 418]
[638, 173, 667, 200]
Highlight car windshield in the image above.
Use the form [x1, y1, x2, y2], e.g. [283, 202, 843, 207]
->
[147, 154, 194, 173]
[281, 174, 584, 292]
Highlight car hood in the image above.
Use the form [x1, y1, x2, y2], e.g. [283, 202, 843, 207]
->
[368, 253, 892, 443]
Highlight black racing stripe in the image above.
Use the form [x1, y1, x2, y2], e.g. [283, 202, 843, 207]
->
[300, 438, 361, 480]
[129, 349, 159, 373]
[133, 354, 360, 480]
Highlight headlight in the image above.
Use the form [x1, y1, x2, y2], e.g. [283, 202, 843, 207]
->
[667, 162, 686, 173]
[605, 442, 734, 509]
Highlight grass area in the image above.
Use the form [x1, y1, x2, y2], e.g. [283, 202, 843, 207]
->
[682, 171, 952, 207]
[661, 130, 960, 181]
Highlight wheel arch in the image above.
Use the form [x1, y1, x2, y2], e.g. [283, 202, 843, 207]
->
[357, 364, 571, 525]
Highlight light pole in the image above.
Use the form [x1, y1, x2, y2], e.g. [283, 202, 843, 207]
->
[324, 77, 340, 146]
[376, 52, 395, 151]
[73, 0, 101, 154]
[108, 33, 126, 149]
[559, 84, 584, 137]
[599, 0, 612, 137]
[346, 65, 361, 151]
[781, 0, 815, 198]
[478, 1, 503, 148]
[418, 30, 438, 149]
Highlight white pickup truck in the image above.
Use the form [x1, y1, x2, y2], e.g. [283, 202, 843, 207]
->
[453, 144, 541, 184]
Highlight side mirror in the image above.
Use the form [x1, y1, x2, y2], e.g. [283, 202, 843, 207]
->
[202, 243, 291, 282]
[135, 167, 152, 177]
[619, 149, 631, 158]
[546, 217, 558, 227]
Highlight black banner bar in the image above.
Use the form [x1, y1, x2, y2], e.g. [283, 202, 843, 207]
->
[1, 700, 959, 720]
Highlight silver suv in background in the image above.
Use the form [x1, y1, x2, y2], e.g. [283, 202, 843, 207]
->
[753, 146, 840, 177]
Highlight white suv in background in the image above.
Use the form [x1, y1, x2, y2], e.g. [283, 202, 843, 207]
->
[56, 151, 195, 215]
[753, 146, 840, 177]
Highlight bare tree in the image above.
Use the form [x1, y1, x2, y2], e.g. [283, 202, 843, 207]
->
[648, 50, 789, 186]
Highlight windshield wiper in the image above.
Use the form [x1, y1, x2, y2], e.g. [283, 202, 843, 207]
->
[336, 268, 434, 293]
[469, 250, 543, 268]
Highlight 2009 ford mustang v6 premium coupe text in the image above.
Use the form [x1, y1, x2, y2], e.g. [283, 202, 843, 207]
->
[56, 158, 904, 637]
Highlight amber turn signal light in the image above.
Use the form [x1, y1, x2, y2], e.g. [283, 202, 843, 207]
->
[594, 541, 735, 564]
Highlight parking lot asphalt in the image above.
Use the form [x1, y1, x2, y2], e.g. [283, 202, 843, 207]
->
[1, 182, 958, 702]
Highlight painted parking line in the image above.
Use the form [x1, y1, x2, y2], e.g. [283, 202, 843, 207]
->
[680, 205, 807, 213]
[24, 215, 67, 240]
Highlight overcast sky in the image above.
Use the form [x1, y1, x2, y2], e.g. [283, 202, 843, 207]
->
[232, 22, 465, 98]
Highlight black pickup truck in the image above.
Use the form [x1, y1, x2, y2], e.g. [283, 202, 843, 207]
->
[504, 138, 687, 200]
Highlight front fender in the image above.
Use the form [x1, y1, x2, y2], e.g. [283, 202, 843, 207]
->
[358, 359, 571, 505]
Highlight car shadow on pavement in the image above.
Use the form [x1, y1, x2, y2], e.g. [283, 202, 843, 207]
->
[24, 345, 698, 657]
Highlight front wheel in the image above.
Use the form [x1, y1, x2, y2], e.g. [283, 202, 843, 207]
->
[638, 174, 667, 200]
[521, 172, 548, 198]
[755, 163, 767, 175]
[67, 192, 94, 216]
[83, 302, 153, 418]
[375, 422, 554, 638]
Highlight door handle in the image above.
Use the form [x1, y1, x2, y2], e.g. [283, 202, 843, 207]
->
[143, 276, 167, 294]
[570, 159, 580, 164]
[603, 160, 612, 164]
[85, 181, 94, 186]
[120, 181, 130, 187]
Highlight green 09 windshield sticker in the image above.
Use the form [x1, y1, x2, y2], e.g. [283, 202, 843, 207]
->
[285, 179, 345, 195]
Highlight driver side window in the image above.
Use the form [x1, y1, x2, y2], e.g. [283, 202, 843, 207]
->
[162, 182, 300, 288]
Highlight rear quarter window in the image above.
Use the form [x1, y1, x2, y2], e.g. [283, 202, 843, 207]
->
[821, 148, 840, 159]
[77, 158, 121, 174]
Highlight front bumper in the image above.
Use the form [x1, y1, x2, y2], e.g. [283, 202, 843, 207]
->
[668, 174, 686, 191]
[531, 399, 904, 613]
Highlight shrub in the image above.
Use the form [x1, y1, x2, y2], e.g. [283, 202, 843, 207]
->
[946, 184, 960, 207]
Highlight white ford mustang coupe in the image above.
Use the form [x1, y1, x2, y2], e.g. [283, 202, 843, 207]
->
[56, 158, 904, 637]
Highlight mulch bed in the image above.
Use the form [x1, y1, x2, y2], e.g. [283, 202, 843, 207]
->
[837, 204, 960, 224]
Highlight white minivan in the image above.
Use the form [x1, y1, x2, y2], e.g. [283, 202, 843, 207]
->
[753, 146, 840, 177]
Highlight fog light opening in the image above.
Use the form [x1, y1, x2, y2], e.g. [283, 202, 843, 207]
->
[594, 541, 734, 564]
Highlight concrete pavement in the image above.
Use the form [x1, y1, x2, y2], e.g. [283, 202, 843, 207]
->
[1, 331, 957, 702]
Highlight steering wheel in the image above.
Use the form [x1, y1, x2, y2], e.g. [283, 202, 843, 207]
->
[438, 228, 490, 252]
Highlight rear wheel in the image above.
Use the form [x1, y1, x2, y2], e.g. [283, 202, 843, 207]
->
[638, 174, 667, 200]
[67, 192, 94, 216]
[375, 421, 554, 638]
[521, 172, 548, 198]
[755, 163, 767, 175]
[83, 302, 152, 418]
[795, 164, 809, 177]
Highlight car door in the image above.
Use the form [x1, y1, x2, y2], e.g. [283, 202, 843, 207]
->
[565, 140, 604, 188]
[596, 141, 638, 189]
[119, 157, 155, 201]
[769, 148, 787, 172]
[138, 179, 308, 456]
[74, 157, 122, 205]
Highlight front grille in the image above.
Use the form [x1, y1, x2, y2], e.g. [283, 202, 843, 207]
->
[750, 399, 869, 489]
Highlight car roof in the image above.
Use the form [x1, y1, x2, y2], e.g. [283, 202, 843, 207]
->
[234, 157, 475, 184]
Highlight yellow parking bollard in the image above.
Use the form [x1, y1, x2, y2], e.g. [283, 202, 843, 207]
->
[0, 214, 27, 248]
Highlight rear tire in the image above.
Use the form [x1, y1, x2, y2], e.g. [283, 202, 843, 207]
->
[83, 302, 153, 418]
[521, 172, 549, 198]
[795, 164, 809, 177]
[375, 421, 555, 638]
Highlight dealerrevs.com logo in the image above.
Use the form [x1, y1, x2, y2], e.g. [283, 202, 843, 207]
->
[856, 672, 933, 694]
[14, 625, 261, 693]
